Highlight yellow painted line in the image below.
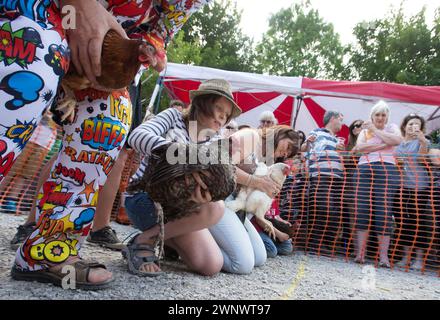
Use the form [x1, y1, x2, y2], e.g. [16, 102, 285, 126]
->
[280, 256, 307, 300]
[377, 286, 391, 292]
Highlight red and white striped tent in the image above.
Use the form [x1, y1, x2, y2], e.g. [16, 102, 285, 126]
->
[162, 63, 440, 138]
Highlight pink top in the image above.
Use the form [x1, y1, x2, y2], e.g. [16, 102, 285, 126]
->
[358, 123, 400, 165]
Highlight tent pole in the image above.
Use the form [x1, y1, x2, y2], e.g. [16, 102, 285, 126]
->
[143, 74, 164, 122]
[291, 95, 304, 129]
[290, 96, 296, 128]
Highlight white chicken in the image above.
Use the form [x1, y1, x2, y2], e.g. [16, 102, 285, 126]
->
[226, 162, 290, 239]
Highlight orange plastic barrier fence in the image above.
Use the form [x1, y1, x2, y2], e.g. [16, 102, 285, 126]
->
[2, 134, 439, 277]
[0, 117, 62, 215]
[280, 151, 439, 275]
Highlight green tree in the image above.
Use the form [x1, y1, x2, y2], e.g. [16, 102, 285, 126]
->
[181, 0, 257, 72]
[255, 1, 347, 79]
[140, 31, 203, 114]
[349, 5, 440, 85]
[142, 0, 258, 114]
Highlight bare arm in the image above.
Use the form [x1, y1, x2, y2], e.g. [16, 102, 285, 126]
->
[363, 122, 402, 146]
[300, 134, 316, 152]
[429, 149, 440, 166]
[372, 129, 402, 146]
[355, 143, 389, 153]
[235, 166, 280, 197]
[414, 131, 430, 155]
[229, 129, 261, 165]
[355, 129, 389, 153]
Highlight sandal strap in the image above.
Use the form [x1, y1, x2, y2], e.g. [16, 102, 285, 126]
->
[125, 241, 160, 272]
[71, 260, 107, 283]
[129, 243, 155, 252]
[47, 259, 108, 284]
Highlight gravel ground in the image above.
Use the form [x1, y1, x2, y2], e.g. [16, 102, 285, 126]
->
[0, 213, 439, 300]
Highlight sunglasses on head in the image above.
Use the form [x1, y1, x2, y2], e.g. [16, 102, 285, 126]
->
[353, 123, 363, 128]
[261, 120, 274, 124]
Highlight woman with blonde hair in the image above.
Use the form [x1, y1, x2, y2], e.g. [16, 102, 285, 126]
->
[258, 111, 278, 129]
[353, 101, 403, 267]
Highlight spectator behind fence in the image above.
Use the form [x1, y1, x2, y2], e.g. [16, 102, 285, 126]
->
[258, 111, 278, 129]
[222, 120, 239, 138]
[354, 100, 403, 268]
[394, 114, 433, 271]
[340, 119, 365, 252]
[302, 110, 345, 255]
[347, 120, 364, 152]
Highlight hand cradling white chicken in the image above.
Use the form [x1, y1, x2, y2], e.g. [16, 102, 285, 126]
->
[226, 162, 290, 239]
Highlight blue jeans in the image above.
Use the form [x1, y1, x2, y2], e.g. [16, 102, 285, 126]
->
[124, 192, 158, 231]
[259, 232, 293, 258]
[355, 162, 400, 235]
[209, 201, 267, 274]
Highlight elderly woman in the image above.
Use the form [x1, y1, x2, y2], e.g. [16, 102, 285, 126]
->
[258, 111, 278, 129]
[395, 114, 433, 271]
[354, 101, 403, 267]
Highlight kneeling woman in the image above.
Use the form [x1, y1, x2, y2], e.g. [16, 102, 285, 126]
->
[124, 79, 241, 276]
[209, 125, 300, 274]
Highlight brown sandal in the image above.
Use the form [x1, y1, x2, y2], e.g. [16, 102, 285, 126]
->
[11, 260, 114, 290]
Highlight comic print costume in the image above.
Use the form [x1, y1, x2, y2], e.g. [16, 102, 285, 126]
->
[0, 0, 211, 271]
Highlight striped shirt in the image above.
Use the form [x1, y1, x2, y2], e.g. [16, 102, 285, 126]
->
[306, 128, 343, 178]
[128, 108, 190, 182]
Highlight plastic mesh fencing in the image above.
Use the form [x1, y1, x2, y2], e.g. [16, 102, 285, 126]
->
[279, 151, 440, 275]
[110, 149, 141, 224]
[0, 118, 62, 215]
[2, 132, 439, 276]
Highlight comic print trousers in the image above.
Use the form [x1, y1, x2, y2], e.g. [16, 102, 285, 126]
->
[0, 15, 67, 181]
[0, 15, 131, 270]
[14, 88, 132, 271]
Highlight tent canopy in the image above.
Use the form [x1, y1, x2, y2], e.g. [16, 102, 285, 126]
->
[162, 63, 440, 137]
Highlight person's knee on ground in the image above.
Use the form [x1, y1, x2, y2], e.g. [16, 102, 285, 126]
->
[277, 240, 293, 256]
[259, 232, 278, 258]
[185, 251, 223, 276]
[166, 232, 223, 277]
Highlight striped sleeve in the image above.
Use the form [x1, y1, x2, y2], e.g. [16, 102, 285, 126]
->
[127, 108, 181, 156]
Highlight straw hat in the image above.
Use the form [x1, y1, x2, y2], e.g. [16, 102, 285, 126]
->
[189, 79, 242, 119]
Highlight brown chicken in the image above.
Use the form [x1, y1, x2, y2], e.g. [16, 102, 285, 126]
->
[55, 30, 160, 123]
[128, 139, 237, 222]
[127, 139, 236, 258]
[62, 30, 145, 91]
